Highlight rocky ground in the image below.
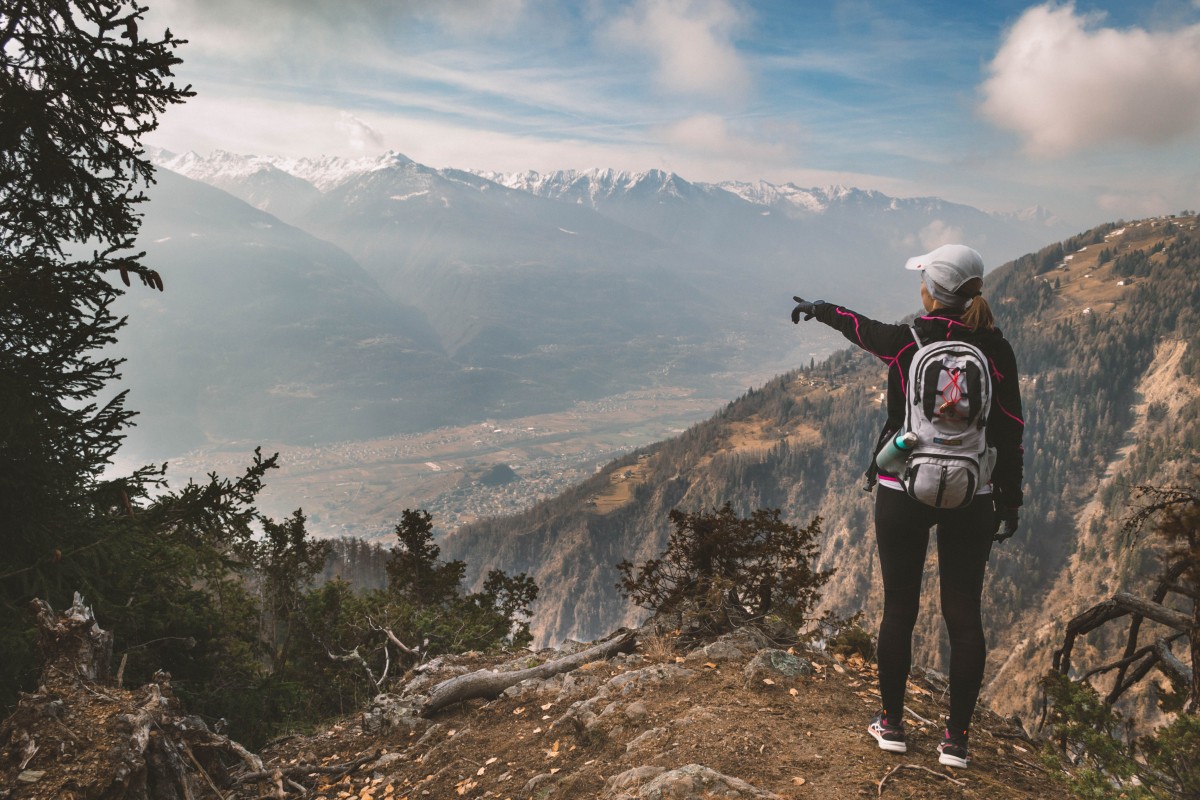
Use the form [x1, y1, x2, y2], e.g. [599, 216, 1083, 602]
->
[1, 603, 1067, 800]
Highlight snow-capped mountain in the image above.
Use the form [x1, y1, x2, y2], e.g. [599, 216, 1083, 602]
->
[481, 169, 901, 217]
[717, 180, 844, 213]
[999, 204, 1065, 228]
[155, 148, 414, 193]
[126, 148, 1076, 460]
[151, 148, 1072, 250]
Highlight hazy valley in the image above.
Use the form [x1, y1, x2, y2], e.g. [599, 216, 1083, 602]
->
[147, 386, 722, 540]
[110, 150, 1072, 534]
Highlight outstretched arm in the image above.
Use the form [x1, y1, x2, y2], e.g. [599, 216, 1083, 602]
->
[792, 297, 912, 364]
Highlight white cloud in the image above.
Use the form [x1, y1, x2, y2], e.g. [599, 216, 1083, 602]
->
[979, 3, 1200, 157]
[1095, 190, 1172, 218]
[605, 0, 752, 100]
[427, 0, 528, 35]
[658, 114, 787, 160]
[336, 112, 384, 152]
[897, 220, 968, 257]
[917, 220, 965, 251]
[145, 0, 531, 65]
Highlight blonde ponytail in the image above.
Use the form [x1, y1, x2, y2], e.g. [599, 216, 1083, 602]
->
[957, 277, 994, 331]
[962, 295, 995, 332]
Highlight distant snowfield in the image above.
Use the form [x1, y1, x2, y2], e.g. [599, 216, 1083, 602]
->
[153, 147, 1064, 232]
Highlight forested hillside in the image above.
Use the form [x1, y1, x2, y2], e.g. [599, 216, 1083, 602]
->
[443, 215, 1200, 722]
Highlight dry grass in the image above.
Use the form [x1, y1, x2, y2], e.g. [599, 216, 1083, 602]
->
[590, 462, 648, 514]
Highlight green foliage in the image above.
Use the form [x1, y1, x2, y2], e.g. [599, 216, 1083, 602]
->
[1041, 671, 1139, 794]
[386, 508, 467, 606]
[1140, 715, 1200, 798]
[1113, 250, 1152, 278]
[241, 510, 334, 672]
[479, 569, 540, 648]
[825, 612, 877, 661]
[616, 502, 832, 633]
[1, 0, 191, 705]
[381, 509, 539, 654]
[1041, 672, 1200, 799]
[176, 507, 538, 747]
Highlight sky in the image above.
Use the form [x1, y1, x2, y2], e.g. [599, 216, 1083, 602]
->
[142, 0, 1200, 229]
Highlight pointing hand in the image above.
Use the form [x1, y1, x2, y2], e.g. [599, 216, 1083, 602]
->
[791, 297, 824, 324]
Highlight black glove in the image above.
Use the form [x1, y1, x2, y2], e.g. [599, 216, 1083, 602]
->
[791, 297, 825, 324]
[993, 501, 1019, 543]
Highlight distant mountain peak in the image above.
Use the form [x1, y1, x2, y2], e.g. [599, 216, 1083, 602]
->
[154, 149, 420, 193]
[477, 167, 730, 208]
[152, 149, 1063, 230]
[1002, 205, 1064, 227]
[479, 168, 941, 216]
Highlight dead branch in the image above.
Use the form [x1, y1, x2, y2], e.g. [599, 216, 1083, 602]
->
[327, 645, 382, 690]
[182, 742, 226, 800]
[233, 750, 381, 787]
[1111, 592, 1192, 632]
[420, 630, 637, 715]
[414, 655, 447, 674]
[1108, 648, 1168, 707]
[1153, 638, 1193, 686]
[901, 705, 936, 727]
[877, 763, 965, 796]
[220, 736, 265, 774]
[370, 619, 422, 658]
[1165, 581, 1199, 600]
[1053, 588, 1192, 678]
[1080, 642, 1157, 684]
[1109, 561, 1190, 702]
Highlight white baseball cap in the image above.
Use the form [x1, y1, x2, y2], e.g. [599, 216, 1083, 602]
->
[904, 244, 985, 294]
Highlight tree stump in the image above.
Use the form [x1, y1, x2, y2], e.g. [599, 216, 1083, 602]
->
[29, 593, 113, 688]
[0, 596, 257, 800]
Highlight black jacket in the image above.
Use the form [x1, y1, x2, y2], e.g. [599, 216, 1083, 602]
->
[810, 303, 1025, 508]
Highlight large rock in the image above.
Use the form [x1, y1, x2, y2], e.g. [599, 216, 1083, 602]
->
[619, 763, 783, 799]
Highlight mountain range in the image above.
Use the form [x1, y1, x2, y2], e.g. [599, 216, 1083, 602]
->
[116, 148, 1071, 462]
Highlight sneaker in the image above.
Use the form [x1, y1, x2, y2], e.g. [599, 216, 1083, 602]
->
[937, 728, 970, 768]
[867, 712, 907, 753]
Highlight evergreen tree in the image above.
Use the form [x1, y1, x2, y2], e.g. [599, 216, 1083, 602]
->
[1, 0, 191, 704]
[386, 508, 467, 605]
[616, 503, 832, 633]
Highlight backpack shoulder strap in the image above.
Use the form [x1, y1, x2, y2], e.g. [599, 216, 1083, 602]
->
[908, 325, 923, 348]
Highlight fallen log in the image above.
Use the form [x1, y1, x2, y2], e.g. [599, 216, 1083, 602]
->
[420, 630, 637, 715]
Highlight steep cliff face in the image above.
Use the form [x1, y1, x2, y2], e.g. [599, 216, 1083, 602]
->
[443, 216, 1200, 724]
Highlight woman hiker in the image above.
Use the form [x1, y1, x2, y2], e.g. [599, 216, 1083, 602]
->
[790, 244, 1024, 768]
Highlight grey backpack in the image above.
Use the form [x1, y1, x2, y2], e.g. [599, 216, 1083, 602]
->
[901, 327, 995, 508]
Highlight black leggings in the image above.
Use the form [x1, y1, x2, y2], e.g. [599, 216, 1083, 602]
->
[874, 487, 994, 734]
